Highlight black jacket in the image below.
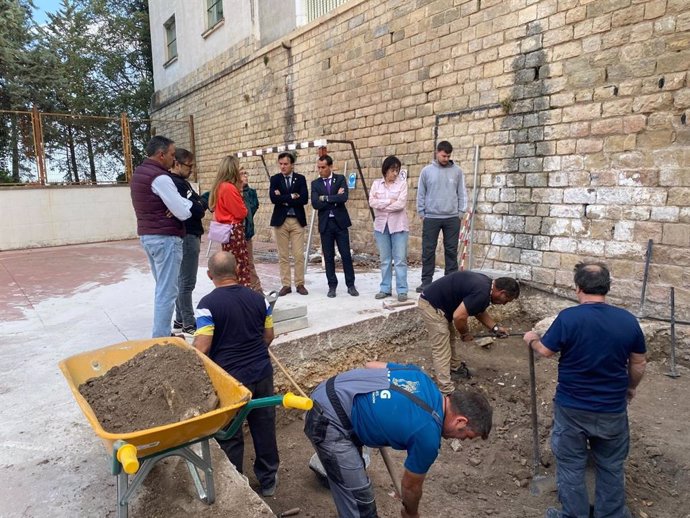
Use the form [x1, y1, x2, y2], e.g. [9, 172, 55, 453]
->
[169, 173, 208, 236]
[311, 174, 352, 233]
[269, 172, 309, 227]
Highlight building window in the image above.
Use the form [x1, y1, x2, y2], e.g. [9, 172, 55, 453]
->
[206, 0, 223, 29]
[304, 0, 349, 23]
[164, 15, 177, 62]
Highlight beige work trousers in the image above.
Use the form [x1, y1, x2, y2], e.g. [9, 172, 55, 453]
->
[275, 218, 305, 287]
[418, 297, 462, 395]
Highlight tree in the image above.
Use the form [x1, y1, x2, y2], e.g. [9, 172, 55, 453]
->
[0, 0, 39, 182]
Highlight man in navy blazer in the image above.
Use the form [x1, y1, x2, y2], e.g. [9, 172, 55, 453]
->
[270, 152, 309, 296]
[311, 155, 359, 297]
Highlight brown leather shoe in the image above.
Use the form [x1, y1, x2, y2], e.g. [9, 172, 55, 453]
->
[278, 286, 292, 296]
[296, 284, 309, 295]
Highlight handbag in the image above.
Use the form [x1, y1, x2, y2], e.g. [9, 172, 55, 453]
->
[208, 220, 233, 244]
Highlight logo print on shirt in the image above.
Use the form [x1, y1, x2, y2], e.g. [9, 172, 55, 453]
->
[392, 378, 419, 394]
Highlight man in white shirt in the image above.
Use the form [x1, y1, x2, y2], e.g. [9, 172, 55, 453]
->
[130, 135, 192, 338]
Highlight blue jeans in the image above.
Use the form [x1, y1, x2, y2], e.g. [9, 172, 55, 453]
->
[175, 234, 201, 328]
[374, 227, 408, 295]
[551, 404, 630, 518]
[140, 234, 183, 338]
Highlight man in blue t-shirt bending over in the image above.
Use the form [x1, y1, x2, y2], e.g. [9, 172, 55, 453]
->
[523, 262, 646, 518]
[193, 251, 279, 497]
[304, 362, 492, 517]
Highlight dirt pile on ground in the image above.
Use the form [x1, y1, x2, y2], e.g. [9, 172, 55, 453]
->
[79, 344, 219, 433]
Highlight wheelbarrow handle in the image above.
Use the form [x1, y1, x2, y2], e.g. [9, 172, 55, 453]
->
[114, 440, 139, 475]
[214, 394, 313, 441]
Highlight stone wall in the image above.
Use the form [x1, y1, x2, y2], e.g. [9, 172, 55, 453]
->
[150, 0, 690, 317]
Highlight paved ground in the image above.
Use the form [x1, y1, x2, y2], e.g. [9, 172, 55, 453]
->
[0, 238, 423, 517]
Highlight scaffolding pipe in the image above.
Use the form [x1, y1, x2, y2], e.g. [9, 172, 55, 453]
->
[468, 145, 480, 269]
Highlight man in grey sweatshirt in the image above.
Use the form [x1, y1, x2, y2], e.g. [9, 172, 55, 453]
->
[416, 140, 467, 292]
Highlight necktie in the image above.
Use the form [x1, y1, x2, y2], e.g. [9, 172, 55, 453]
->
[285, 175, 291, 190]
[325, 178, 331, 194]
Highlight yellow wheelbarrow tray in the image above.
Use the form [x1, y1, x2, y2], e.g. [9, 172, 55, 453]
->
[59, 337, 312, 518]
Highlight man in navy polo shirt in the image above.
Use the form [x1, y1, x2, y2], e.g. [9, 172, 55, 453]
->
[193, 251, 279, 497]
[523, 262, 647, 518]
[419, 271, 520, 394]
[304, 362, 493, 518]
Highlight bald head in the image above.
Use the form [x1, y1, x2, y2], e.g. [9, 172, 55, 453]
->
[208, 251, 237, 281]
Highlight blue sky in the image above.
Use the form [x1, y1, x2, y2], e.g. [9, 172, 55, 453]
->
[32, 0, 63, 24]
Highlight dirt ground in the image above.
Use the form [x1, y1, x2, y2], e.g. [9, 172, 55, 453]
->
[253, 322, 690, 518]
[80, 345, 218, 433]
[114, 308, 689, 518]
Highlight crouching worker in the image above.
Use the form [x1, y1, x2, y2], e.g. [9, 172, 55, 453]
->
[304, 361, 493, 517]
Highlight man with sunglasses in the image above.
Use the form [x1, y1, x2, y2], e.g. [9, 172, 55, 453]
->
[169, 148, 208, 335]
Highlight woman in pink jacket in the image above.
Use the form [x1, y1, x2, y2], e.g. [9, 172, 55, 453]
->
[368, 155, 409, 301]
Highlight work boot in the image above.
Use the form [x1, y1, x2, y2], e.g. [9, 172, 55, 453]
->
[261, 473, 278, 497]
[397, 293, 408, 302]
[374, 292, 391, 299]
[451, 362, 472, 379]
[327, 288, 336, 298]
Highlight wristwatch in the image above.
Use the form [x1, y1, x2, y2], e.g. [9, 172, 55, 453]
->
[491, 324, 500, 333]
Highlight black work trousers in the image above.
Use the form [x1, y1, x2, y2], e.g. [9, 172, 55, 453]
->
[216, 373, 279, 491]
[421, 216, 460, 286]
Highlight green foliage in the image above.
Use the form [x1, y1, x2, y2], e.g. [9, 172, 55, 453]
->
[0, 0, 154, 183]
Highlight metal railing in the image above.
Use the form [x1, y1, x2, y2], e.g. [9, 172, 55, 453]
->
[0, 108, 194, 186]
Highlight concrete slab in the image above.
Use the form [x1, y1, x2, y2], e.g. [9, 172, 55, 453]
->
[272, 300, 307, 322]
[274, 315, 309, 335]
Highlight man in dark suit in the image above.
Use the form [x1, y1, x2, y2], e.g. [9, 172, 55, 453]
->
[311, 155, 359, 297]
[269, 152, 309, 296]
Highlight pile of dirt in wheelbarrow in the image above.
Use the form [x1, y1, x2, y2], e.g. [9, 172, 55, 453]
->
[79, 344, 219, 433]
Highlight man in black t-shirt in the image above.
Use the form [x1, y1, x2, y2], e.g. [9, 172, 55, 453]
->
[193, 251, 279, 497]
[418, 272, 520, 394]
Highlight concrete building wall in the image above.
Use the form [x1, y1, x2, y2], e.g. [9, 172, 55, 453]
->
[150, 0, 690, 312]
[149, 0, 255, 92]
[0, 186, 137, 250]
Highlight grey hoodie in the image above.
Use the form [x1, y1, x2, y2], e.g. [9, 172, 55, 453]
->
[416, 159, 467, 218]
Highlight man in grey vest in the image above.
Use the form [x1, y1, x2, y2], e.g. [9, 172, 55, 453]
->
[130, 136, 192, 338]
[416, 140, 467, 292]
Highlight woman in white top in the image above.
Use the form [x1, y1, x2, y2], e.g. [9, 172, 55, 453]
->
[368, 155, 409, 301]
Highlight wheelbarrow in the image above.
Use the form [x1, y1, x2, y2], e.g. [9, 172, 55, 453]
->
[59, 337, 312, 518]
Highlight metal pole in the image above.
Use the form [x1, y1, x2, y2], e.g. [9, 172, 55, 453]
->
[188, 115, 197, 182]
[304, 207, 317, 275]
[121, 113, 133, 182]
[328, 139, 375, 222]
[468, 145, 480, 269]
[666, 287, 680, 378]
[639, 239, 653, 314]
[260, 154, 271, 180]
